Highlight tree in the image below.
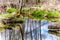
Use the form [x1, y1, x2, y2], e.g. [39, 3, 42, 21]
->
[19, 0, 23, 14]
[19, 0, 24, 40]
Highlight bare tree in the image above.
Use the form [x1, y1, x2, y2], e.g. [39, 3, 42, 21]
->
[19, 0, 23, 14]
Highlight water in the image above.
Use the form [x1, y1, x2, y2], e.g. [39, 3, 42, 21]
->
[0, 19, 60, 40]
[41, 22, 58, 40]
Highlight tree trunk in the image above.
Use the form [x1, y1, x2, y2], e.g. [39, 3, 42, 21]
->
[19, 0, 23, 14]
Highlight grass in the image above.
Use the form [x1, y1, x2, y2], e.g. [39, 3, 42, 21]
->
[6, 7, 19, 13]
[22, 9, 60, 19]
[0, 13, 13, 18]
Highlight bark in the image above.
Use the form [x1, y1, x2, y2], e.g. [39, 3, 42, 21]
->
[19, 0, 23, 14]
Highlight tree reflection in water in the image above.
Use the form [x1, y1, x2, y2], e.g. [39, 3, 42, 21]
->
[0, 19, 60, 40]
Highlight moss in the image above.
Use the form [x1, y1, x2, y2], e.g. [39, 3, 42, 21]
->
[6, 7, 19, 13]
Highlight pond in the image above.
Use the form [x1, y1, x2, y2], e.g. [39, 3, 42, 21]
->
[0, 19, 60, 40]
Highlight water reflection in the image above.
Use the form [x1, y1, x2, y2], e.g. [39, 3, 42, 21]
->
[41, 21, 60, 40]
[48, 30, 60, 37]
[0, 19, 60, 40]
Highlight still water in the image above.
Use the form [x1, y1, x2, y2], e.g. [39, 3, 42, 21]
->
[0, 19, 60, 40]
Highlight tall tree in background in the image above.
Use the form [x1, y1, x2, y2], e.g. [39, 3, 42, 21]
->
[38, 0, 40, 3]
[19, 0, 23, 14]
[36, 0, 40, 4]
[19, 0, 24, 40]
